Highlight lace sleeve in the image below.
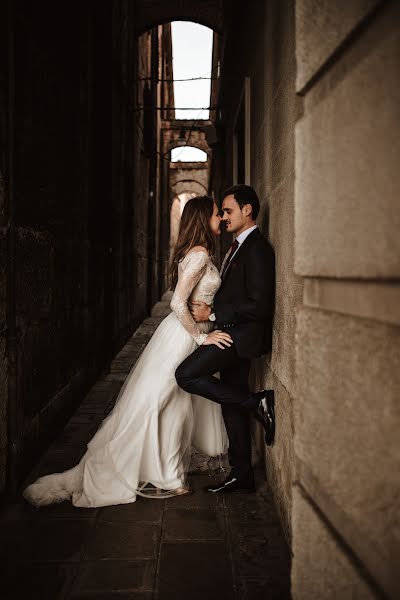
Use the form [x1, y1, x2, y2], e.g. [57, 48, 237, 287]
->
[170, 250, 209, 345]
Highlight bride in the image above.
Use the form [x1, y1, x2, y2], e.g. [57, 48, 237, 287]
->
[23, 196, 233, 508]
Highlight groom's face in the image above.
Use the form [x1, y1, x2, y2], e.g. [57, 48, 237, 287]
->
[221, 194, 249, 235]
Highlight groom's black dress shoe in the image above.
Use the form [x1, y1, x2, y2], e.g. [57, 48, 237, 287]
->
[205, 475, 256, 494]
[253, 389, 275, 446]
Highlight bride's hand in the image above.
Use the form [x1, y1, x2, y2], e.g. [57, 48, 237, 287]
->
[203, 330, 233, 349]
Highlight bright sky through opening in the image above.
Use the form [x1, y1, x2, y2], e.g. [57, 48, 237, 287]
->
[171, 21, 213, 121]
[171, 147, 208, 162]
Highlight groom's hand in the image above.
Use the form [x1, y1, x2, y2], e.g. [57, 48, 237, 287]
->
[190, 301, 211, 322]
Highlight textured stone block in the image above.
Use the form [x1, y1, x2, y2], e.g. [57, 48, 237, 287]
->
[99, 498, 163, 523]
[295, 307, 400, 595]
[296, 0, 380, 91]
[269, 177, 303, 394]
[251, 362, 294, 542]
[0, 448, 6, 492]
[0, 226, 6, 326]
[85, 521, 159, 560]
[23, 519, 92, 562]
[295, 13, 400, 277]
[1, 563, 78, 600]
[0, 336, 7, 444]
[164, 507, 225, 541]
[304, 278, 400, 326]
[158, 542, 233, 600]
[292, 487, 377, 599]
[0, 226, 7, 492]
[73, 560, 155, 594]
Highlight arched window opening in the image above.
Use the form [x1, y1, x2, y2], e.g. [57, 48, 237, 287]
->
[171, 147, 208, 162]
[171, 22, 213, 119]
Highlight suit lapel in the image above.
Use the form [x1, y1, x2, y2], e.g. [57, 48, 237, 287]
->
[220, 228, 260, 284]
[219, 248, 232, 277]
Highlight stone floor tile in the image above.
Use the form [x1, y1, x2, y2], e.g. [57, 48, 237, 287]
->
[237, 577, 292, 600]
[165, 474, 223, 510]
[104, 373, 127, 382]
[158, 542, 234, 600]
[230, 535, 291, 579]
[68, 414, 104, 427]
[38, 501, 98, 520]
[56, 424, 98, 447]
[1, 313, 291, 600]
[163, 507, 225, 541]
[89, 380, 121, 392]
[84, 521, 160, 560]
[99, 498, 164, 522]
[223, 491, 267, 514]
[32, 446, 85, 476]
[71, 560, 155, 594]
[0, 562, 78, 600]
[23, 519, 93, 562]
[0, 518, 38, 565]
[1, 500, 43, 522]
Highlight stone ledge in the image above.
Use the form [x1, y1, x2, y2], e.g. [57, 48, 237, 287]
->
[304, 278, 400, 326]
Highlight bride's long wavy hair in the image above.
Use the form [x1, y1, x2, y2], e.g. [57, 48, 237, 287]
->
[170, 195, 216, 290]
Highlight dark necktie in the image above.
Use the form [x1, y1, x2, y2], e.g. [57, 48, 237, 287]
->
[221, 239, 239, 279]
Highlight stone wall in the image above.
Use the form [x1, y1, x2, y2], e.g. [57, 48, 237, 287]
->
[0, 1, 172, 494]
[134, 24, 173, 313]
[169, 163, 210, 199]
[292, 1, 400, 598]
[0, 0, 117, 490]
[210, 6, 399, 597]
[211, 0, 300, 543]
[0, 0, 8, 492]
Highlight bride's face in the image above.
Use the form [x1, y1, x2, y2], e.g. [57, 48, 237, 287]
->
[209, 202, 222, 236]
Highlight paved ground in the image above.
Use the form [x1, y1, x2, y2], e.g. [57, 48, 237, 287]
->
[0, 295, 291, 600]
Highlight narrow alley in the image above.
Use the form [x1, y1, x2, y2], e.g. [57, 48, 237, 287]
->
[0, 1, 398, 599]
[1, 295, 290, 599]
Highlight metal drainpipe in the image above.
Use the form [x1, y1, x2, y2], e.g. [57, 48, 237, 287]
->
[6, 0, 18, 497]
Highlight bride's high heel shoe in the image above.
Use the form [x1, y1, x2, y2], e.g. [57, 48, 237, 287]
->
[174, 486, 193, 496]
[137, 482, 193, 499]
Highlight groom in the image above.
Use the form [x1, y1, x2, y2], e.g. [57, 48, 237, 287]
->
[175, 184, 275, 493]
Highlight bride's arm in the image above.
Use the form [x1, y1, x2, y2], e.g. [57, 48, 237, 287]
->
[170, 250, 209, 345]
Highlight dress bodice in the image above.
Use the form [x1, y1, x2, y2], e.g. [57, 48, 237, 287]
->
[170, 250, 221, 345]
[190, 257, 221, 305]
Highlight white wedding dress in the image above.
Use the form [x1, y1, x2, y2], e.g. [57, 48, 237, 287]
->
[23, 250, 227, 508]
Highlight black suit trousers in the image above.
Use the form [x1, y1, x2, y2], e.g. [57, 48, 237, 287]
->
[175, 343, 253, 480]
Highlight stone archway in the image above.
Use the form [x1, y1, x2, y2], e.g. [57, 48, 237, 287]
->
[171, 179, 208, 198]
[163, 120, 212, 157]
[135, 0, 224, 35]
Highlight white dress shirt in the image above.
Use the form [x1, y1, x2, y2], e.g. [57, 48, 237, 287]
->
[231, 225, 258, 261]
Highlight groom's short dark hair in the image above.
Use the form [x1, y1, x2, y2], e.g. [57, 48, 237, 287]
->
[222, 184, 260, 219]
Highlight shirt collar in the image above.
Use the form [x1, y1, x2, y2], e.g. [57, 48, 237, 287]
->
[235, 225, 258, 246]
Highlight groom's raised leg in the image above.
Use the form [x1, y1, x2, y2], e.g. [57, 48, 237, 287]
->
[176, 344, 275, 455]
[175, 343, 249, 405]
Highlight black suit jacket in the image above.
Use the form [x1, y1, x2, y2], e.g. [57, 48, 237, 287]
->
[213, 228, 275, 359]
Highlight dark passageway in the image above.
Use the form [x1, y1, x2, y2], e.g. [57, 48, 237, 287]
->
[1, 1, 399, 599]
